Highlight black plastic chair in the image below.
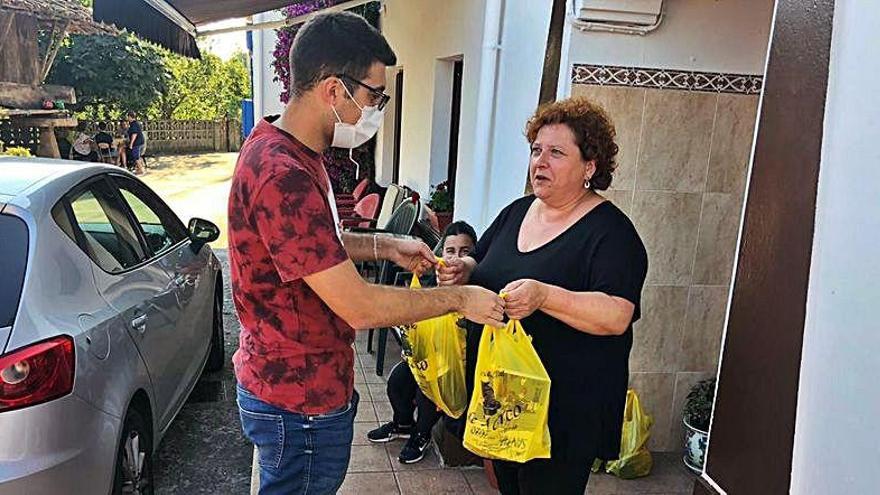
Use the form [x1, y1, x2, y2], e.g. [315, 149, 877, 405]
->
[362, 199, 421, 375]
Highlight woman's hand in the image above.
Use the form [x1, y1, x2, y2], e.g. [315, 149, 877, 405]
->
[501, 279, 549, 320]
[437, 257, 475, 286]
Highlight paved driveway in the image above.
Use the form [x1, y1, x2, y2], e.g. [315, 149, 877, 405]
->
[141, 154, 252, 493]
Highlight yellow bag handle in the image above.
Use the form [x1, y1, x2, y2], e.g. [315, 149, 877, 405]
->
[409, 257, 445, 289]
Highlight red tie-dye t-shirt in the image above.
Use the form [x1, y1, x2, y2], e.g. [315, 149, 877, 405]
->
[228, 117, 353, 414]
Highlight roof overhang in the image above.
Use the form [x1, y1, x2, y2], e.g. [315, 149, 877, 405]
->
[93, 0, 375, 57]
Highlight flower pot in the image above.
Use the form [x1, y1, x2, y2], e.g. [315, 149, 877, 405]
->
[436, 211, 453, 233]
[683, 418, 708, 474]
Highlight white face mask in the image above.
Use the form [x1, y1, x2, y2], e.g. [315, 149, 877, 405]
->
[330, 80, 385, 149]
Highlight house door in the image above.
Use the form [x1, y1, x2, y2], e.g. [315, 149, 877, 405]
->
[446, 59, 463, 201]
[695, 1, 835, 493]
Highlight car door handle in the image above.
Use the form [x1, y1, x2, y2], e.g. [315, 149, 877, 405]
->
[131, 314, 147, 333]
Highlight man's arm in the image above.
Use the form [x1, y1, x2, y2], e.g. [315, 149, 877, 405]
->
[341, 232, 381, 262]
[304, 259, 505, 329]
[342, 232, 436, 273]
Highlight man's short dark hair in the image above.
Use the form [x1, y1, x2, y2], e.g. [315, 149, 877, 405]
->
[442, 221, 478, 247]
[289, 11, 396, 98]
[98, 122, 107, 131]
[126, 111, 136, 119]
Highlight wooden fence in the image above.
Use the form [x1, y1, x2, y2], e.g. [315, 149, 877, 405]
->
[1, 118, 243, 156]
[84, 119, 243, 154]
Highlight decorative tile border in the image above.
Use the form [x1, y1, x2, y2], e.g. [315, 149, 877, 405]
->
[572, 64, 763, 95]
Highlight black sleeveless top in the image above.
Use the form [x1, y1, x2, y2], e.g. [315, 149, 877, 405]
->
[465, 195, 648, 462]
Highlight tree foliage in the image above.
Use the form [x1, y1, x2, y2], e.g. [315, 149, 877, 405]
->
[153, 52, 250, 120]
[46, 32, 249, 121]
[47, 33, 170, 120]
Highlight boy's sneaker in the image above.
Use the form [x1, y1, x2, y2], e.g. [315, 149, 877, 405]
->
[398, 432, 432, 464]
[367, 422, 413, 443]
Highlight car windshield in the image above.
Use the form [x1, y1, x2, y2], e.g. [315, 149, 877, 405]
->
[0, 214, 28, 328]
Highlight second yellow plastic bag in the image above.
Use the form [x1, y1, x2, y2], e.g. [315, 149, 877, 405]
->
[463, 320, 551, 463]
[604, 389, 653, 479]
[398, 276, 468, 418]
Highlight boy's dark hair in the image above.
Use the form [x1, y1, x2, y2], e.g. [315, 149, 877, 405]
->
[98, 122, 107, 131]
[126, 111, 136, 119]
[442, 221, 478, 247]
[289, 11, 396, 98]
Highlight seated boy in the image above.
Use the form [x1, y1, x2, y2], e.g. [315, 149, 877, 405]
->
[367, 221, 478, 464]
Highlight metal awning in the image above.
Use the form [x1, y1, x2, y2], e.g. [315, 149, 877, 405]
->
[93, 0, 372, 58]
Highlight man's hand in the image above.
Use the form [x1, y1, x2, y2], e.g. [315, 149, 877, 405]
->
[459, 286, 506, 328]
[437, 257, 474, 286]
[387, 237, 436, 274]
[501, 279, 549, 320]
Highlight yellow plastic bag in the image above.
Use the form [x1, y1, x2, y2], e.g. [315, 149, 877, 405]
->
[463, 320, 551, 463]
[604, 389, 653, 479]
[398, 275, 468, 418]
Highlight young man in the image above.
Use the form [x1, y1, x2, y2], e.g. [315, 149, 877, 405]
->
[227, 12, 505, 495]
[125, 111, 145, 175]
[368, 221, 478, 464]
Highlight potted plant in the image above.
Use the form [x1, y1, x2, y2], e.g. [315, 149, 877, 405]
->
[683, 377, 716, 474]
[427, 181, 454, 232]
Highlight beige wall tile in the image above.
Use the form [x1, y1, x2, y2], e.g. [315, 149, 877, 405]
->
[636, 90, 717, 192]
[629, 372, 676, 451]
[680, 286, 729, 372]
[693, 193, 742, 286]
[571, 84, 645, 191]
[602, 189, 633, 215]
[670, 372, 716, 456]
[707, 94, 760, 196]
[631, 286, 689, 372]
[631, 191, 703, 285]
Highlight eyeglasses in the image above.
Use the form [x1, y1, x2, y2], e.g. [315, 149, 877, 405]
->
[337, 74, 391, 111]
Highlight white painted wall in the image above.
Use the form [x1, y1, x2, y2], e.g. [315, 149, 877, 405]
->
[790, 3, 880, 494]
[252, 11, 286, 119]
[378, 0, 487, 202]
[475, 0, 554, 229]
[566, 0, 774, 74]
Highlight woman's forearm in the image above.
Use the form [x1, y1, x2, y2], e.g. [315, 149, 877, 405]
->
[540, 284, 635, 336]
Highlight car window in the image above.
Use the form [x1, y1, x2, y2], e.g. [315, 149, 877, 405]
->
[65, 180, 146, 273]
[113, 177, 187, 257]
[0, 214, 28, 328]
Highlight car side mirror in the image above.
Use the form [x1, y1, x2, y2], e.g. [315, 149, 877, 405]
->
[188, 218, 220, 253]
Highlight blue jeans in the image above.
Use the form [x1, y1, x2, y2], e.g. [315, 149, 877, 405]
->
[237, 385, 359, 495]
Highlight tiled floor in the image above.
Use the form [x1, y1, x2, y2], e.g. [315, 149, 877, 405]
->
[333, 331, 697, 495]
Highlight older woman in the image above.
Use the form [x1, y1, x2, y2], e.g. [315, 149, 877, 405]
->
[439, 97, 647, 494]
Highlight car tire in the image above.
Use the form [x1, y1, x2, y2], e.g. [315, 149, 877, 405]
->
[112, 407, 154, 495]
[204, 286, 225, 372]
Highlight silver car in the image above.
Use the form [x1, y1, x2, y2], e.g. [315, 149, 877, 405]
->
[0, 157, 225, 494]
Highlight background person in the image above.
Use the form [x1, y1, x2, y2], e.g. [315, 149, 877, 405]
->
[70, 122, 96, 161]
[93, 122, 115, 163]
[368, 221, 478, 464]
[126, 111, 145, 174]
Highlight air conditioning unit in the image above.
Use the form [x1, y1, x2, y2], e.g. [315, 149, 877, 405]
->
[575, 0, 663, 26]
